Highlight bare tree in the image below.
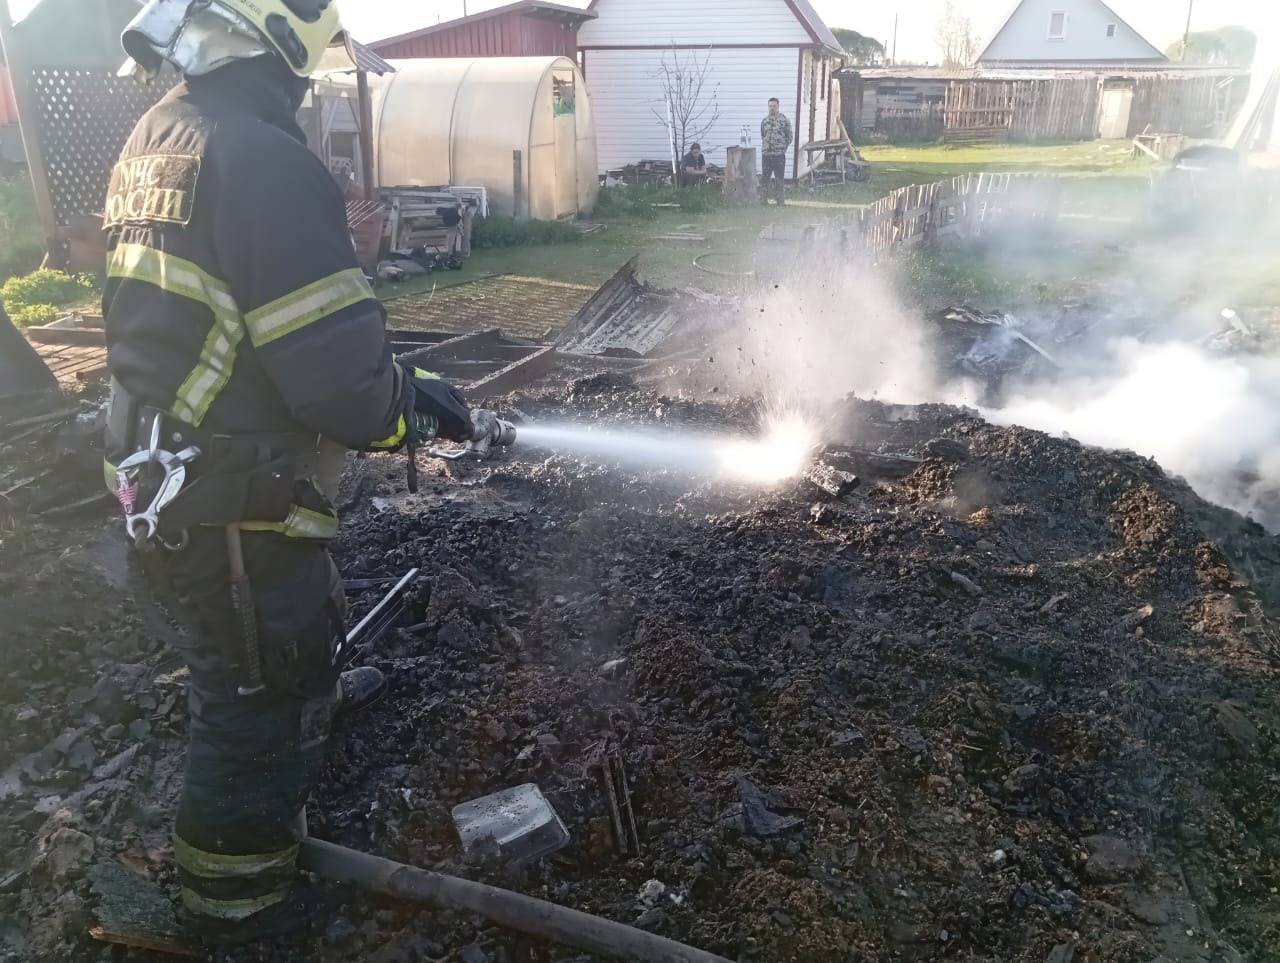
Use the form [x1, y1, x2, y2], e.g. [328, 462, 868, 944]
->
[936, 0, 977, 69]
[650, 46, 721, 181]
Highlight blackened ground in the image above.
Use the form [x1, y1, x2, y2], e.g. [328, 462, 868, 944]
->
[2, 373, 1278, 963]
[305, 378, 1278, 962]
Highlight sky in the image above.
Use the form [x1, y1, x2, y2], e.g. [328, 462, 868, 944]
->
[336, 0, 1276, 65]
[5, 0, 1271, 66]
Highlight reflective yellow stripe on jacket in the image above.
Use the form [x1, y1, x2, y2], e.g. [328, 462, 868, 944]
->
[108, 243, 245, 428]
[244, 268, 373, 347]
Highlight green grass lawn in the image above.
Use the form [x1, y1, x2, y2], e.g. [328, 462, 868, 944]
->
[858, 139, 1153, 183]
[379, 140, 1160, 303]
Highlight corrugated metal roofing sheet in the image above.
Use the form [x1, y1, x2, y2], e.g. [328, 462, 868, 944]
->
[349, 38, 396, 76]
[318, 37, 397, 76]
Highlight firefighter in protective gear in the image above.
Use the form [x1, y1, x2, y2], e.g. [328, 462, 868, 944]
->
[102, 0, 473, 945]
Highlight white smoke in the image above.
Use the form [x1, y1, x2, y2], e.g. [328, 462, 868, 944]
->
[985, 339, 1280, 522]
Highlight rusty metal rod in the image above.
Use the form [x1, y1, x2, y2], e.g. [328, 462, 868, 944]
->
[298, 838, 732, 963]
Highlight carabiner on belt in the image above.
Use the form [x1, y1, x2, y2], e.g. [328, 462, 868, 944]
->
[114, 416, 201, 552]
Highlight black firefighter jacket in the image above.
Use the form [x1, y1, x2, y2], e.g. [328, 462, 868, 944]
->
[102, 57, 412, 539]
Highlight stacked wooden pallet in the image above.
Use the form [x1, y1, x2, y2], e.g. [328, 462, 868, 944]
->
[380, 187, 474, 256]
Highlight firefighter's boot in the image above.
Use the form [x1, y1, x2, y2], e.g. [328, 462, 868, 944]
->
[336, 666, 386, 717]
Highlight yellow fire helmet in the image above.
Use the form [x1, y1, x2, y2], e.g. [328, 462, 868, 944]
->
[216, 0, 344, 76]
[122, 0, 349, 79]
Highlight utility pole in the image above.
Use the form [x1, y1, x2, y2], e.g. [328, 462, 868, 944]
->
[1180, 0, 1193, 61]
[891, 11, 898, 65]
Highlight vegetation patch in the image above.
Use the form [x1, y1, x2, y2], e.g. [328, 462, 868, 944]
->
[0, 175, 45, 283]
[595, 182, 725, 219]
[471, 216, 582, 249]
[1, 268, 95, 327]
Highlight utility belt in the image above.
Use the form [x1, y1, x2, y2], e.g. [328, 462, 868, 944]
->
[106, 380, 335, 549]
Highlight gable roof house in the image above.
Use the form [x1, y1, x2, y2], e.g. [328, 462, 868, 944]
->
[977, 0, 1168, 69]
[577, 0, 846, 177]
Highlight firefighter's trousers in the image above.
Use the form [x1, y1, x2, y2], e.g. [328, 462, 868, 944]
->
[151, 528, 346, 921]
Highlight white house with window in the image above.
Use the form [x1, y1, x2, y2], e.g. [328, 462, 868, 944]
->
[576, 0, 846, 177]
[977, 0, 1167, 68]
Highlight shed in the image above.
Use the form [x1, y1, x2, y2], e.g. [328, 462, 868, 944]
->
[369, 1, 596, 60]
[367, 57, 598, 220]
[577, 0, 846, 178]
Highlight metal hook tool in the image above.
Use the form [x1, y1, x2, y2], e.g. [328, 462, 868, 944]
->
[114, 416, 201, 551]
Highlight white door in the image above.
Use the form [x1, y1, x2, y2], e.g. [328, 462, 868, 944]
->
[553, 69, 578, 218]
[1099, 87, 1134, 140]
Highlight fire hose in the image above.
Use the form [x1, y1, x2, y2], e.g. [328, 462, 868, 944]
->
[299, 838, 733, 963]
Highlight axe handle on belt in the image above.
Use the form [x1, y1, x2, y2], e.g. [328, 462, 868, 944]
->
[225, 523, 266, 697]
[406, 441, 419, 495]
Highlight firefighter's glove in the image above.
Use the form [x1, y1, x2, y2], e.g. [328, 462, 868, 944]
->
[406, 367, 472, 443]
[406, 410, 439, 447]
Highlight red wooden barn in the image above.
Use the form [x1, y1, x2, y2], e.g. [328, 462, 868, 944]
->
[368, 0, 597, 61]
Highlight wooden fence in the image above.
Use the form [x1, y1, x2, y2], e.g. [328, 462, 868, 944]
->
[842, 71, 1245, 145]
[760, 172, 1063, 257]
[874, 106, 944, 142]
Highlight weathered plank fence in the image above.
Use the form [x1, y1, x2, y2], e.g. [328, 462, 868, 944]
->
[857, 172, 1061, 254]
[760, 172, 1062, 257]
[841, 70, 1245, 145]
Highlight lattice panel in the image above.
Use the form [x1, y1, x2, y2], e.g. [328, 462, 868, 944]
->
[28, 68, 175, 225]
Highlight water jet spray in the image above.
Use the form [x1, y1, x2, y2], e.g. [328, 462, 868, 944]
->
[515, 410, 818, 485]
[426, 407, 819, 486]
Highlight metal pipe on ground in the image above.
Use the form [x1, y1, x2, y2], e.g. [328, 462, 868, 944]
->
[298, 838, 733, 963]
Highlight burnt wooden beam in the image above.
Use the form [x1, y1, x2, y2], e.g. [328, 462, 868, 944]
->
[467, 346, 558, 398]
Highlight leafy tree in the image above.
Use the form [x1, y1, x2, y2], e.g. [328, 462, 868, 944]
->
[831, 28, 887, 66]
[1165, 26, 1257, 67]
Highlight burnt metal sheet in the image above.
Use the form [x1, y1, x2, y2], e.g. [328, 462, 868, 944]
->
[555, 256, 683, 358]
[555, 256, 639, 350]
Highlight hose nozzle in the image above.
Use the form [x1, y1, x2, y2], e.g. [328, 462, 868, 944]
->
[429, 410, 517, 461]
[472, 410, 517, 449]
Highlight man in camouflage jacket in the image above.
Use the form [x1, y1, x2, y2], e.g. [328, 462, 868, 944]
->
[760, 97, 793, 205]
